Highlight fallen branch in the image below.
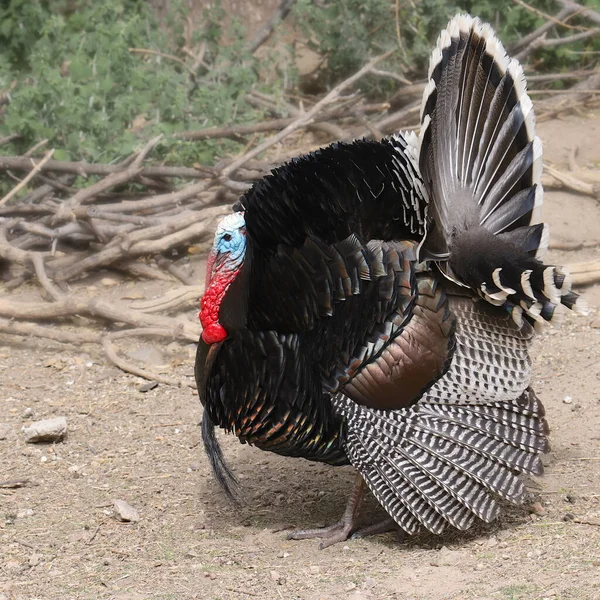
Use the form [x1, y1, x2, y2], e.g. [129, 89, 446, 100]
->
[0, 295, 201, 341]
[0, 156, 214, 180]
[103, 329, 196, 388]
[543, 166, 600, 198]
[0, 149, 55, 207]
[247, 0, 296, 54]
[556, 0, 600, 27]
[567, 260, 600, 286]
[0, 318, 101, 344]
[220, 50, 396, 179]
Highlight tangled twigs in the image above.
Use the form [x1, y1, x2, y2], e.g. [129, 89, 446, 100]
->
[0, 149, 55, 207]
[221, 49, 396, 179]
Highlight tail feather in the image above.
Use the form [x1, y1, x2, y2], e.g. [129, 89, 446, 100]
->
[336, 297, 546, 534]
[416, 14, 586, 325]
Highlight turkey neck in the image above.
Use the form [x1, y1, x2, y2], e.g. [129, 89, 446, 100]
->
[217, 242, 252, 334]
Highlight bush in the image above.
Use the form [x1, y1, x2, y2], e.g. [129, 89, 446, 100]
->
[294, 0, 600, 93]
[0, 0, 283, 164]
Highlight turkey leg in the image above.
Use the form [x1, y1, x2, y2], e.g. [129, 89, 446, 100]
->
[287, 474, 366, 549]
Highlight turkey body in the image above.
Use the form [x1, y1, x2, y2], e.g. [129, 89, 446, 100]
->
[196, 15, 586, 542]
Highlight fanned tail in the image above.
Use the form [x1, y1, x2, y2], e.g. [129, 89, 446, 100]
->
[417, 14, 587, 326]
[335, 298, 547, 534]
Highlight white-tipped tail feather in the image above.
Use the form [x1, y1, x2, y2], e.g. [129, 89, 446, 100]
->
[416, 14, 585, 327]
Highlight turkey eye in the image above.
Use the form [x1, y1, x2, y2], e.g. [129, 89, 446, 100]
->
[222, 233, 232, 241]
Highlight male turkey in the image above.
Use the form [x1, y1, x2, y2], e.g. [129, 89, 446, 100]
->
[195, 14, 586, 548]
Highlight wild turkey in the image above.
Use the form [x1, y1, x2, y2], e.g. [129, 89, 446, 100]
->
[195, 14, 587, 548]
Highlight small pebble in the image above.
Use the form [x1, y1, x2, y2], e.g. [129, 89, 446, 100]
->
[17, 508, 34, 518]
[529, 502, 545, 516]
[475, 563, 484, 571]
[139, 381, 159, 393]
[563, 513, 575, 521]
[563, 395, 573, 404]
[23, 417, 68, 443]
[565, 493, 577, 504]
[270, 570, 285, 584]
[309, 565, 320, 574]
[113, 499, 140, 522]
[28, 553, 42, 567]
[22, 407, 34, 419]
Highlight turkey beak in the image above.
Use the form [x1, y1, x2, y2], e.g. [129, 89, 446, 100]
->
[205, 250, 231, 288]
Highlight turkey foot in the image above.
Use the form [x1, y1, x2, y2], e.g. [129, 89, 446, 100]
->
[287, 475, 365, 549]
[351, 517, 403, 540]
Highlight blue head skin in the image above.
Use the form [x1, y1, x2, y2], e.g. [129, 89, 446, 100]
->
[200, 212, 247, 344]
[210, 211, 247, 272]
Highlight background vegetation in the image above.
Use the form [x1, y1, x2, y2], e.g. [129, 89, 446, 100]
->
[1, 0, 599, 167]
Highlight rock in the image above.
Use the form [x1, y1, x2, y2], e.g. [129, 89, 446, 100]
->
[0, 423, 11, 440]
[113, 499, 140, 522]
[563, 395, 573, 404]
[29, 553, 42, 567]
[126, 345, 165, 367]
[138, 381, 158, 393]
[22, 407, 34, 419]
[23, 417, 67, 443]
[101, 277, 120, 286]
[529, 502, 545, 516]
[270, 570, 285, 584]
[565, 493, 577, 504]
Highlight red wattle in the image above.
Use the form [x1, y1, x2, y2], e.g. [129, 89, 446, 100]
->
[199, 268, 240, 345]
[202, 322, 228, 344]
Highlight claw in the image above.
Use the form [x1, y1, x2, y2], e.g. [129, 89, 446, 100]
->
[287, 475, 365, 549]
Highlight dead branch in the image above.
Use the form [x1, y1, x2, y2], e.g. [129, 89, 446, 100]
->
[0, 318, 101, 344]
[247, 0, 296, 54]
[102, 330, 195, 387]
[0, 149, 55, 207]
[549, 240, 600, 251]
[128, 285, 203, 314]
[556, 0, 600, 27]
[220, 50, 396, 179]
[510, 7, 577, 53]
[543, 166, 600, 198]
[567, 260, 600, 286]
[0, 294, 201, 341]
[0, 156, 214, 180]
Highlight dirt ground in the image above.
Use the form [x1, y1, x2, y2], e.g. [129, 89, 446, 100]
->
[1, 112, 600, 600]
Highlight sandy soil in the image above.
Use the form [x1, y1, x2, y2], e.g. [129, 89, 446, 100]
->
[1, 113, 600, 600]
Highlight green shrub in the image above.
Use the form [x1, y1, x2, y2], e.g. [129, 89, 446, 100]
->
[0, 0, 278, 164]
